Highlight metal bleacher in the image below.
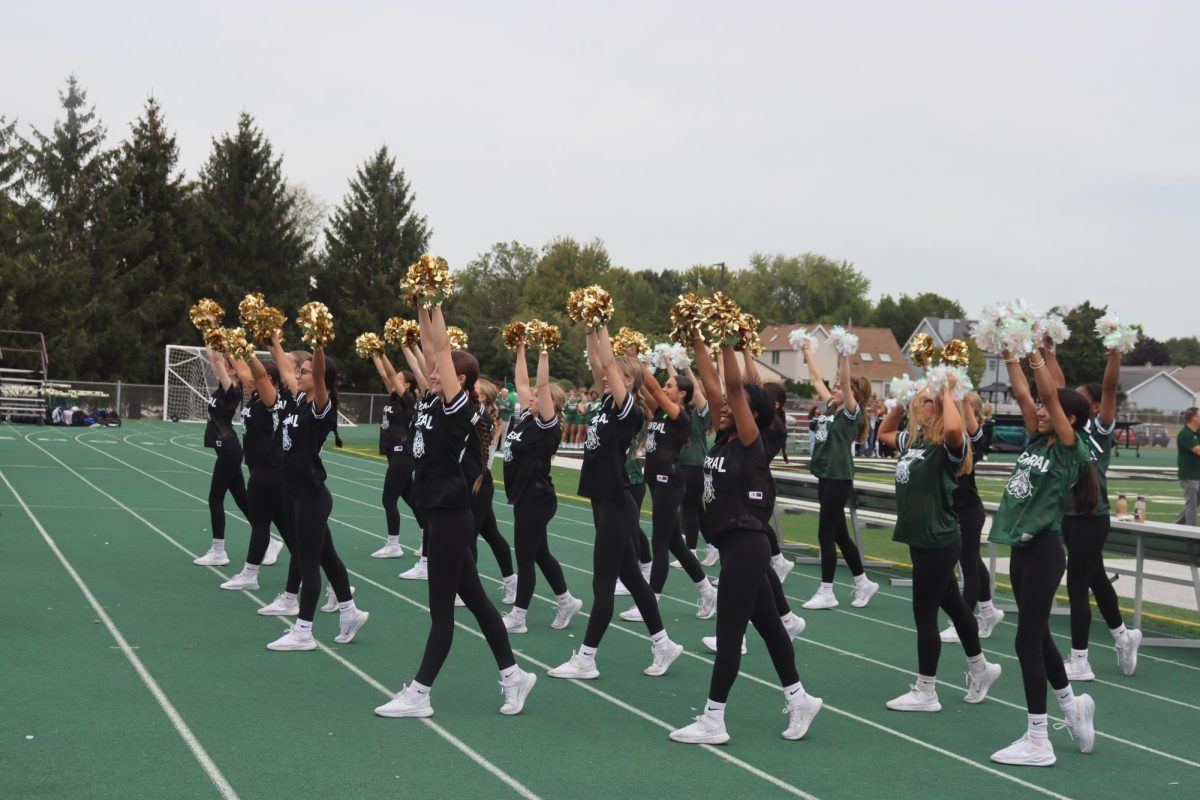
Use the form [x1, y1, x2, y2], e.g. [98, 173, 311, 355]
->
[0, 330, 50, 424]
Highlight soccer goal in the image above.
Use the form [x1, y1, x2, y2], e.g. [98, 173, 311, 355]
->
[162, 345, 356, 427]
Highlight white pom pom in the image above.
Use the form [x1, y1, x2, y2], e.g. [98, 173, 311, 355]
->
[925, 365, 972, 401]
[827, 325, 859, 356]
[668, 343, 691, 370]
[788, 327, 819, 351]
[1037, 314, 1071, 345]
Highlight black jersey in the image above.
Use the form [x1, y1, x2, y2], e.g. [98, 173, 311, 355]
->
[502, 409, 561, 505]
[280, 392, 337, 489]
[644, 406, 690, 485]
[204, 384, 241, 449]
[379, 390, 416, 456]
[241, 392, 282, 470]
[578, 392, 644, 499]
[411, 389, 475, 509]
[461, 402, 493, 487]
[952, 426, 989, 509]
[702, 432, 772, 539]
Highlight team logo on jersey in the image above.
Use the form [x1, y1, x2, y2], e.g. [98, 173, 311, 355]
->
[585, 420, 601, 451]
[894, 448, 926, 486]
[381, 412, 390, 431]
[645, 432, 657, 454]
[814, 415, 830, 443]
[281, 413, 296, 452]
[1006, 467, 1034, 500]
[702, 470, 715, 503]
[412, 429, 426, 458]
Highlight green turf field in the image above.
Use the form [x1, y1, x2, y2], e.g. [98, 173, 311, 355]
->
[3, 420, 1199, 799]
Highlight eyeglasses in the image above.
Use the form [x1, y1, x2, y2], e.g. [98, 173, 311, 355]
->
[299, 368, 313, 376]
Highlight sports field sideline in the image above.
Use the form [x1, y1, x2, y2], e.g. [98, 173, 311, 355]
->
[2, 420, 1198, 799]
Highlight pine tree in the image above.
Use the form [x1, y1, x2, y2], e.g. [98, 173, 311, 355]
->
[318, 145, 430, 388]
[0, 115, 39, 331]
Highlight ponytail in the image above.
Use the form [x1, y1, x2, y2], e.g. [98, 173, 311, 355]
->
[471, 399, 492, 494]
[1057, 387, 1096, 514]
[325, 356, 344, 449]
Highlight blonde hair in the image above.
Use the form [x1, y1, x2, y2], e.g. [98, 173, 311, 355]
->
[614, 355, 648, 420]
[547, 383, 566, 412]
[906, 387, 974, 476]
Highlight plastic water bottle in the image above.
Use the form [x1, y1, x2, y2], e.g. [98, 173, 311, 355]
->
[1134, 495, 1146, 523]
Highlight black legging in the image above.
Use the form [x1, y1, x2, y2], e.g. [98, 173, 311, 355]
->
[415, 507, 515, 685]
[1010, 532, 1070, 715]
[291, 484, 352, 622]
[956, 500, 992, 611]
[710, 531, 799, 703]
[910, 539, 982, 676]
[245, 467, 287, 566]
[649, 478, 706, 591]
[680, 464, 709, 550]
[1063, 515, 1124, 650]
[513, 497, 569, 609]
[209, 442, 249, 540]
[583, 493, 664, 648]
[469, 479, 514, 578]
[382, 451, 420, 539]
[817, 478, 864, 582]
[629, 482, 652, 564]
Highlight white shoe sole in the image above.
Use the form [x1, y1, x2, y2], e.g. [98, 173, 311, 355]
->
[548, 666, 599, 680]
[614, 582, 631, 596]
[618, 608, 643, 622]
[645, 643, 684, 677]
[375, 702, 434, 718]
[504, 620, 529, 634]
[783, 697, 823, 740]
[266, 638, 316, 652]
[669, 729, 730, 744]
[500, 673, 537, 715]
[370, 547, 404, 559]
[257, 604, 298, 616]
[1064, 662, 1096, 682]
[802, 596, 838, 610]
[550, 599, 583, 630]
[886, 700, 942, 712]
[965, 664, 1002, 704]
[262, 540, 284, 566]
[334, 611, 370, 644]
[220, 577, 259, 591]
[193, 553, 230, 566]
[399, 568, 428, 581]
[321, 586, 356, 614]
[850, 582, 879, 608]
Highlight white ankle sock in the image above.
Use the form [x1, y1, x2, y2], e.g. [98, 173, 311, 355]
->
[1110, 623, 1128, 644]
[916, 675, 936, 694]
[1027, 713, 1049, 741]
[411, 680, 431, 696]
[420, 556, 428, 565]
[820, 582, 834, 593]
[1070, 648, 1089, 662]
[696, 578, 714, 592]
[386, 535, 399, 546]
[703, 699, 726, 722]
[212, 538, 225, 554]
[338, 599, 357, 615]
[978, 599, 995, 612]
[771, 553, 786, 566]
[295, 619, 313, 633]
[853, 573, 869, 588]
[243, 563, 259, 577]
[284, 591, 298, 602]
[783, 681, 806, 705]
[555, 592, 572, 604]
[1055, 685, 1076, 716]
[967, 653, 987, 674]
[500, 665, 520, 681]
[509, 607, 527, 623]
[579, 645, 598, 660]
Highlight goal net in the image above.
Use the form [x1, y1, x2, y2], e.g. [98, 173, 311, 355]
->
[162, 345, 356, 427]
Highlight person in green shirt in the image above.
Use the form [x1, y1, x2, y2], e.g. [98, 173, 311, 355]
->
[676, 363, 715, 563]
[1175, 407, 1200, 525]
[799, 340, 879, 610]
[988, 344, 1098, 768]
[878, 375, 1002, 713]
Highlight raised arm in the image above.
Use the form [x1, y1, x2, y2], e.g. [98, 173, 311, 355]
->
[1099, 349, 1120, 429]
[839, 353, 858, 415]
[877, 402, 906, 450]
[207, 346, 234, 391]
[1006, 351, 1039, 434]
[964, 394, 980, 437]
[1042, 337, 1067, 389]
[425, 306, 460, 405]
[941, 379, 964, 451]
[642, 367, 682, 419]
[721, 345, 758, 446]
[585, 326, 605, 391]
[1030, 347, 1073, 445]
[514, 342, 534, 412]
[228, 356, 253, 391]
[803, 343, 832, 403]
[685, 364, 708, 414]
[594, 325, 628, 407]
[418, 307, 435, 380]
[535, 349, 556, 423]
[400, 344, 429, 392]
[248, 354, 277, 407]
[310, 346, 330, 410]
[741, 348, 762, 386]
[378, 352, 409, 396]
[372, 353, 392, 392]
[270, 332, 299, 396]
[691, 329, 724, 414]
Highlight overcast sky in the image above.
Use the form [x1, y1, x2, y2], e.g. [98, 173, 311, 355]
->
[6, 1, 1198, 338]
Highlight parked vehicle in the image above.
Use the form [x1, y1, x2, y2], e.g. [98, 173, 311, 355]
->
[1134, 423, 1170, 447]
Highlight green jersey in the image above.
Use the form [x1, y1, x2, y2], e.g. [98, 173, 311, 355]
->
[809, 401, 864, 481]
[680, 404, 711, 466]
[625, 437, 645, 485]
[1074, 416, 1114, 516]
[1178, 426, 1200, 480]
[584, 400, 602, 425]
[989, 434, 1089, 547]
[892, 430, 967, 550]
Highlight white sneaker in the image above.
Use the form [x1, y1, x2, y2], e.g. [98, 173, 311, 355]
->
[669, 559, 683, 570]
[614, 579, 631, 596]
[548, 651, 599, 680]
[696, 587, 717, 620]
[645, 640, 683, 677]
[702, 635, 746, 655]
[413, 547, 423, 558]
[802, 589, 838, 610]
[701, 546, 720, 567]
[977, 608, 1005, 638]
[551, 597, 583, 630]
[257, 592, 299, 616]
[375, 685, 433, 718]
[619, 605, 644, 622]
[783, 694, 823, 740]
[851, 579, 879, 608]
[266, 625, 316, 651]
[501, 575, 518, 605]
[193, 548, 229, 567]
[321, 585, 355, 613]
[939, 622, 960, 643]
[1116, 629, 1142, 676]
[454, 595, 465, 608]
[220, 570, 260, 591]
[773, 556, 795, 583]
[502, 611, 528, 634]
[965, 663, 1002, 704]
[334, 609, 370, 644]
[499, 669, 537, 715]
[371, 541, 404, 559]
[782, 613, 807, 639]
[886, 685, 941, 712]
[1063, 658, 1095, 682]
[399, 561, 428, 581]
[262, 538, 284, 566]
[991, 734, 1056, 767]
[1059, 694, 1096, 754]
[669, 714, 729, 744]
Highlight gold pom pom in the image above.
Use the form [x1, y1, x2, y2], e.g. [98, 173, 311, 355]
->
[700, 292, 743, 344]
[401, 254, 456, 309]
[202, 326, 226, 350]
[731, 312, 760, 352]
[565, 285, 614, 326]
[502, 321, 528, 350]
[909, 333, 935, 368]
[190, 298, 225, 331]
[611, 326, 650, 356]
[355, 332, 386, 359]
[527, 319, 562, 353]
[384, 317, 420, 348]
[669, 293, 705, 344]
[238, 292, 286, 347]
[296, 302, 336, 347]
[447, 326, 469, 351]
[940, 338, 971, 368]
[223, 327, 255, 361]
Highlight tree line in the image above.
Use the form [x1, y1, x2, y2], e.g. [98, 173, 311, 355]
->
[1, 77, 1194, 393]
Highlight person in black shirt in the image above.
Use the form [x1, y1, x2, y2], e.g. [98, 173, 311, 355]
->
[193, 345, 251, 567]
[466, 381, 517, 603]
[266, 346, 370, 651]
[376, 304, 536, 719]
[670, 334, 822, 745]
[370, 351, 421, 559]
[500, 338, 582, 633]
[549, 323, 682, 680]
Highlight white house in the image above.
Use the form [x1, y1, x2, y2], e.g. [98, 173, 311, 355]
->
[1124, 366, 1200, 414]
[902, 317, 1011, 402]
[757, 323, 908, 400]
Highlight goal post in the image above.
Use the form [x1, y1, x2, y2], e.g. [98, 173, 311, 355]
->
[162, 345, 356, 426]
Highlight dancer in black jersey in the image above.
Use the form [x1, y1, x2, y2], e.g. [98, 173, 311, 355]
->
[266, 345, 370, 651]
[669, 335, 822, 744]
[370, 350, 420, 559]
[672, 362, 716, 565]
[500, 337, 582, 632]
[618, 366, 717, 621]
[193, 344, 251, 567]
[549, 323, 682, 680]
[761, 377, 797, 580]
[375, 304, 536, 718]
[397, 340, 435, 579]
[877, 377, 1002, 711]
[466, 379, 517, 603]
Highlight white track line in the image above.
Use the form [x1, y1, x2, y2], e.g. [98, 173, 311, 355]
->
[0, 470, 241, 800]
[15, 431, 541, 800]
